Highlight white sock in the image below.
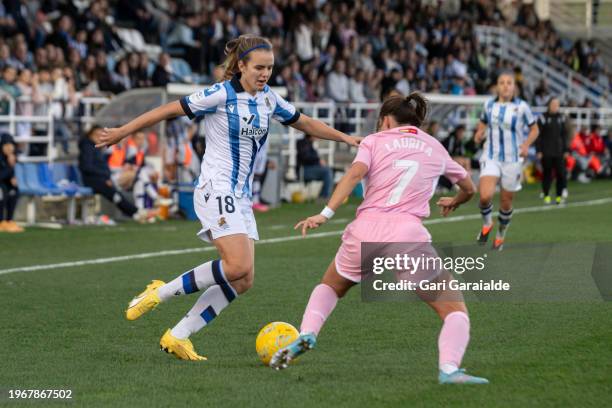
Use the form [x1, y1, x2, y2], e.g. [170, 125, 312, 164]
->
[158, 259, 226, 302]
[479, 203, 493, 226]
[170, 283, 237, 339]
[440, 363, 459, 374]
[497, 208, 513, 238]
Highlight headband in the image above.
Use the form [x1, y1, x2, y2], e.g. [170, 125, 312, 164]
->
[239, 44, 272, 59]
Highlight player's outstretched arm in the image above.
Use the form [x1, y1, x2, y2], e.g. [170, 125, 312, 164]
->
[295, 162, 368, 236]
[95, 100, 185, 148]
[290, 114, 362, 147]
[436, 175, 475, 217]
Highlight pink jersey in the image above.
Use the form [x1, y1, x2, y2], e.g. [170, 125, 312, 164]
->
[353, 125, 468, 219]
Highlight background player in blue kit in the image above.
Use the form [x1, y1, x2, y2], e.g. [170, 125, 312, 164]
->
[473, 72, 539, 250]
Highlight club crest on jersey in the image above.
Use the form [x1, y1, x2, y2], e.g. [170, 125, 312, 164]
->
[204, 83, 221, 96]
[218, 217, 229, 229]
[265, 97, 271, 110]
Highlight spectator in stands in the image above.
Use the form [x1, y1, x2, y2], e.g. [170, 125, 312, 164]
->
[152, 52, 173, 87]
[568, 128, 596, 183]
[71, 29, 88, 59]
[349, 69, 367, 103]
[0, 3, 16, 37]
[326, 59, 349, 103]
[443, 125, 471, 171]
[50, 67, 76, 154]
[111, 58, 132, 92]
[12, 41, 33, 70]
[46, 15, 73, 55]
[0, 0, 606, 109]
[536, 97, 569, 204]
[0, 133, 23, 232]
[297, 133, 333, 198]
[15, 69, 41, 139]
[127, 131, 162, 213]
[587, 124, 610, 177]
[78, 55, 100, 96]
[135, 52, 152, 88]
[94, 50, 119, 93]
[0, 43, 11, 71]
[395, 69, 412, 96]
[533, 79, 551, 107]
[164, 116, 197, 184]
[79, 126, 138, 219]
[0, 66, 20, 132]
[380, 69, 402, 100]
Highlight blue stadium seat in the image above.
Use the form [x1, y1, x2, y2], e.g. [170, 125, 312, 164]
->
[37, 163, 72, 195]
[21, 163, 62, 195]
[50, 163, 93, 196]
[15, 163, 39, 195]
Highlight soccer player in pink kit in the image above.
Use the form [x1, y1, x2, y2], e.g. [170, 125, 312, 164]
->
[270, 94, 489, 384]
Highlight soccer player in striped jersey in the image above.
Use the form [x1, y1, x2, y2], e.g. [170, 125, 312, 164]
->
[270, 94, 489, 384]
[473, 72, 539, 250]
[95, 34, 360, 360]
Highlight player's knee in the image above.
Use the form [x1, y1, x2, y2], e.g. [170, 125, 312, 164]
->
[479, 196, 492, 207]
[232, 274, 254, 294]
[500, 197, 513, 210]
[222, 259, 254, 281]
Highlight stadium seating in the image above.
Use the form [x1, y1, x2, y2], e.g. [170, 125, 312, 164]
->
[14, 163, 93, 224]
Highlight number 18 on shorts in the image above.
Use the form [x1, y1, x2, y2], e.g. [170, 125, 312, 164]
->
[194, 183, 259, 242]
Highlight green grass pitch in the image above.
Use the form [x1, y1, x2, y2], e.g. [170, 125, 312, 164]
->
[1, 181, 611, 407]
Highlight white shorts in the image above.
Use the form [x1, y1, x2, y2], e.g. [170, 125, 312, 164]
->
[193, 181, 259, 243]
[479, 159, 523, 192]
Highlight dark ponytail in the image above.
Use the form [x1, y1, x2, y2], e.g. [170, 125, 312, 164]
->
[378, 92, 428, 128]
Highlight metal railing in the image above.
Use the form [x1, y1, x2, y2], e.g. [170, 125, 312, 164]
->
[3, 94, 611, 167]
[476, 25, 611, 107]
[550, 0, 612, 38]
[0, 94, 110, 163]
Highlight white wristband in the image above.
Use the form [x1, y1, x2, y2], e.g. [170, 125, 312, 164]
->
[320, 206, 335, 219]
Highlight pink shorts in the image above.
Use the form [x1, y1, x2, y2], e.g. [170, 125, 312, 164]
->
[335, 213, 432, 283]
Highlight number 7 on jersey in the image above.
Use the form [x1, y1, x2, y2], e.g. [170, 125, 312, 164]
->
[387, 160, 419, 205]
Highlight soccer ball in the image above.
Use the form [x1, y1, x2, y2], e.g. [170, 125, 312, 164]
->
[256, 322, 299, 366]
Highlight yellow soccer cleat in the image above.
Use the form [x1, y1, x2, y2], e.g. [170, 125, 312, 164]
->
[160, 329, 207, 361]
[125, 280, 165, 321]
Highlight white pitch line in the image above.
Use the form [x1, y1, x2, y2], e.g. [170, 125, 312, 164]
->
[1, 197, 611, 276]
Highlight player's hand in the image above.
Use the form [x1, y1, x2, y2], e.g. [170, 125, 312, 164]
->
[344, 135, 363, 147]
[95, 127, 125, 148]
[295, 214, 328, 236]
[519, 143, 529, 158]
[436, 197, 458, 217]
[536, 152, 543, 160]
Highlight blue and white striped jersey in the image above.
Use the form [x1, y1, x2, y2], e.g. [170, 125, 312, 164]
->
[479, 97, 536, 162]
[180, 75, 300, 198]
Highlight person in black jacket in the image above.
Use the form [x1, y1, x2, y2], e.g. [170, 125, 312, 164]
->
[0, 133, 23, 232]
[79, 126, 138, 218]
[536, 97, 569, 204]
[297, 133, 333, 198]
